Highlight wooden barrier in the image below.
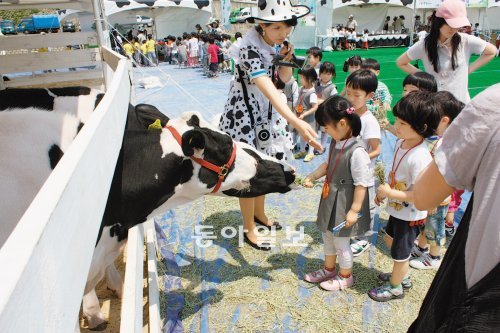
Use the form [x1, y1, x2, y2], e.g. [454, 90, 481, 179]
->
[0, 31, 103, 89]
[120, 220, 163, 333]
[0, 47, 131, 332]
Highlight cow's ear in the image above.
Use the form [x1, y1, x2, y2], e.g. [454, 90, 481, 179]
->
[186, 114, 200, 127]
[181, 129, 205, 156]
[135, 104, 169, 128]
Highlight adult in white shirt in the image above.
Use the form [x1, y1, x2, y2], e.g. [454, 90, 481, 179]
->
[396, 0, 496, 104]
[346, 15, 357, 30]
[416, 28, 427, 41]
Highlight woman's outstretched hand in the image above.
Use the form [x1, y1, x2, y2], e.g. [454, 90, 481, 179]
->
[294, 118, 322, 151]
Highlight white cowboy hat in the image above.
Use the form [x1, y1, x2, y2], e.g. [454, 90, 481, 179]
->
[247, 0, 310, 23]
[208, 17, 219, 25]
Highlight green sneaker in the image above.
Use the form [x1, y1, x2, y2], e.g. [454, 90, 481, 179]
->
[368, 282, 404, 302]
[377, 272, 413, 289]
[294, 151, 307, 159]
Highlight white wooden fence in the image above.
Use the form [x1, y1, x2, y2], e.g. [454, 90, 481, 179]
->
[0, 31, 103, 89]
[0, 45, 131, 332]
[121, 220, 162, 333]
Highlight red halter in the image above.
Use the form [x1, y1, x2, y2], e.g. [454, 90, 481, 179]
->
[165, 126, 237, 193]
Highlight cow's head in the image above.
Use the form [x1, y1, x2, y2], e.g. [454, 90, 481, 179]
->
[162, 109, 296, 197]
[102, 104, 296, 240]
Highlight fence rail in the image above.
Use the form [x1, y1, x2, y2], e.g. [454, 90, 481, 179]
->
[0, 31, 102, 90]
[0, 47, 131, 333]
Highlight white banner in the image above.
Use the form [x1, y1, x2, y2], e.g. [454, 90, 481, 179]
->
[330, 0, 414, 9]
[416, 0, 488, 8]
[221, 0, 231, 29]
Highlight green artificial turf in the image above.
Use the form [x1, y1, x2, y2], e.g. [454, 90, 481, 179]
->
[295, 47, 500, 123]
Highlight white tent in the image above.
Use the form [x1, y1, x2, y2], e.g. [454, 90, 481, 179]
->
[0, 0, 93, 10]
[416, 0, 498, 30]
[486, 0, 500, 30]
[291, 0, 414, 49]
[104, 0, 212, 38]
[324, 0, 414, 33]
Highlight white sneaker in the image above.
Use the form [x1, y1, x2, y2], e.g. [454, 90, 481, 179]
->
[351, 239, 370, 257]
[410, 244, 429, 258]
[410, 253, 441, 270]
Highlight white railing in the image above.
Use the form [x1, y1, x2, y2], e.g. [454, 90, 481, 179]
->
[0, 31, 103, 89]
[120, 220, 162, 333]
[0, 46, 131, 332]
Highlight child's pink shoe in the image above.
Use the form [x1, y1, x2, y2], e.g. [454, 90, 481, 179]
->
[304, 268, 336, 283]
[319, 274, 353, 291]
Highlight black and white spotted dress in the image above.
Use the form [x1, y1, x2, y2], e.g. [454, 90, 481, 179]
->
[218, 27, 293, 161]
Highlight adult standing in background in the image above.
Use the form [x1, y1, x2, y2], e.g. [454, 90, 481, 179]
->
[391, 16, 398, 32]
[396, 0, 496, 103]
[218, 0, 321, 251]
[414, 15, 422, 32]
[206, 19, 223, 34]
[137, 29, 146, 44]
[409, 83, 500, 332]
[383, 16, 390, 33]
[398, 15, 406, 32]
[393, 16, 403, 32]
[346, 15, 357, 30]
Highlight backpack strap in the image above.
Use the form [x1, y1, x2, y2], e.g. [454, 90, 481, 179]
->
[236, 65, 255, 128]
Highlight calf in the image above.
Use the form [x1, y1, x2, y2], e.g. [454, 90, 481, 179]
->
[0, 97, 295, 330]
[83, 104, 295, 330]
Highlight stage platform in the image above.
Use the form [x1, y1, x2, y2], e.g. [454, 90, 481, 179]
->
[316, 33, 410, 50]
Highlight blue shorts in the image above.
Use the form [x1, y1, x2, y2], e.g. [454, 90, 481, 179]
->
[425, 205, 448, 246]
[385, 215, 421, 261]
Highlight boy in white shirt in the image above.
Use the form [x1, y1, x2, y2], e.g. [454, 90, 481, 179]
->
[345, 69, 381, 256]
[306, 46, 322, 75]
[315, 61, 338, 151]
[370, 91, 440, 302]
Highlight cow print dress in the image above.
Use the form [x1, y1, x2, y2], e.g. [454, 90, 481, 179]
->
[218, 27, 293, 161]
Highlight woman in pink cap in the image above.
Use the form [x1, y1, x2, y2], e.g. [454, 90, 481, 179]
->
[396, 0, 496, 104]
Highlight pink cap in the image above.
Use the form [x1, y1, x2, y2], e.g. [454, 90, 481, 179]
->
[436, 0, 471, 28]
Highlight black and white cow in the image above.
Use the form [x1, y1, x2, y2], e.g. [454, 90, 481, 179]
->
[83, 104, 295, 329]
[0, 89, 295, 331]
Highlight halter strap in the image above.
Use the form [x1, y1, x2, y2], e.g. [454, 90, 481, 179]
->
[166, 125, 237, 193]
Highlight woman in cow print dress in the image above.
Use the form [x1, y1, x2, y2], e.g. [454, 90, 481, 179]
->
[219, 0, 321, 250]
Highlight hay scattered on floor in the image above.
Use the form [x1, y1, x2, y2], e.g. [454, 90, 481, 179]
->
[157, 188, 440, 332]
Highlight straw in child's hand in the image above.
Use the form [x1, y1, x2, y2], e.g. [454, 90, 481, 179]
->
[294, 175, 305, 186]
[374, 161, 386, 185]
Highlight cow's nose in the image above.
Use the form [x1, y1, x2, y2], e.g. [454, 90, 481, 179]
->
[281, 160, 295, 173]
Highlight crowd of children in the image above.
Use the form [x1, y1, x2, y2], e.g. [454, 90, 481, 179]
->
[161, 31, 234, 77]
[114, 26, 236, 77]
[284, 46, 468, 303]
[120, 26, 472, 301]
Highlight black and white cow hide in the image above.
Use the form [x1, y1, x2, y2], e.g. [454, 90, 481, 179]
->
[0, 91, 295, 331]
[0, 86, 104, 124]
[0, 109, 81, 246]
[82, 105, 295, 329]
[83, 105, 295, 328]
